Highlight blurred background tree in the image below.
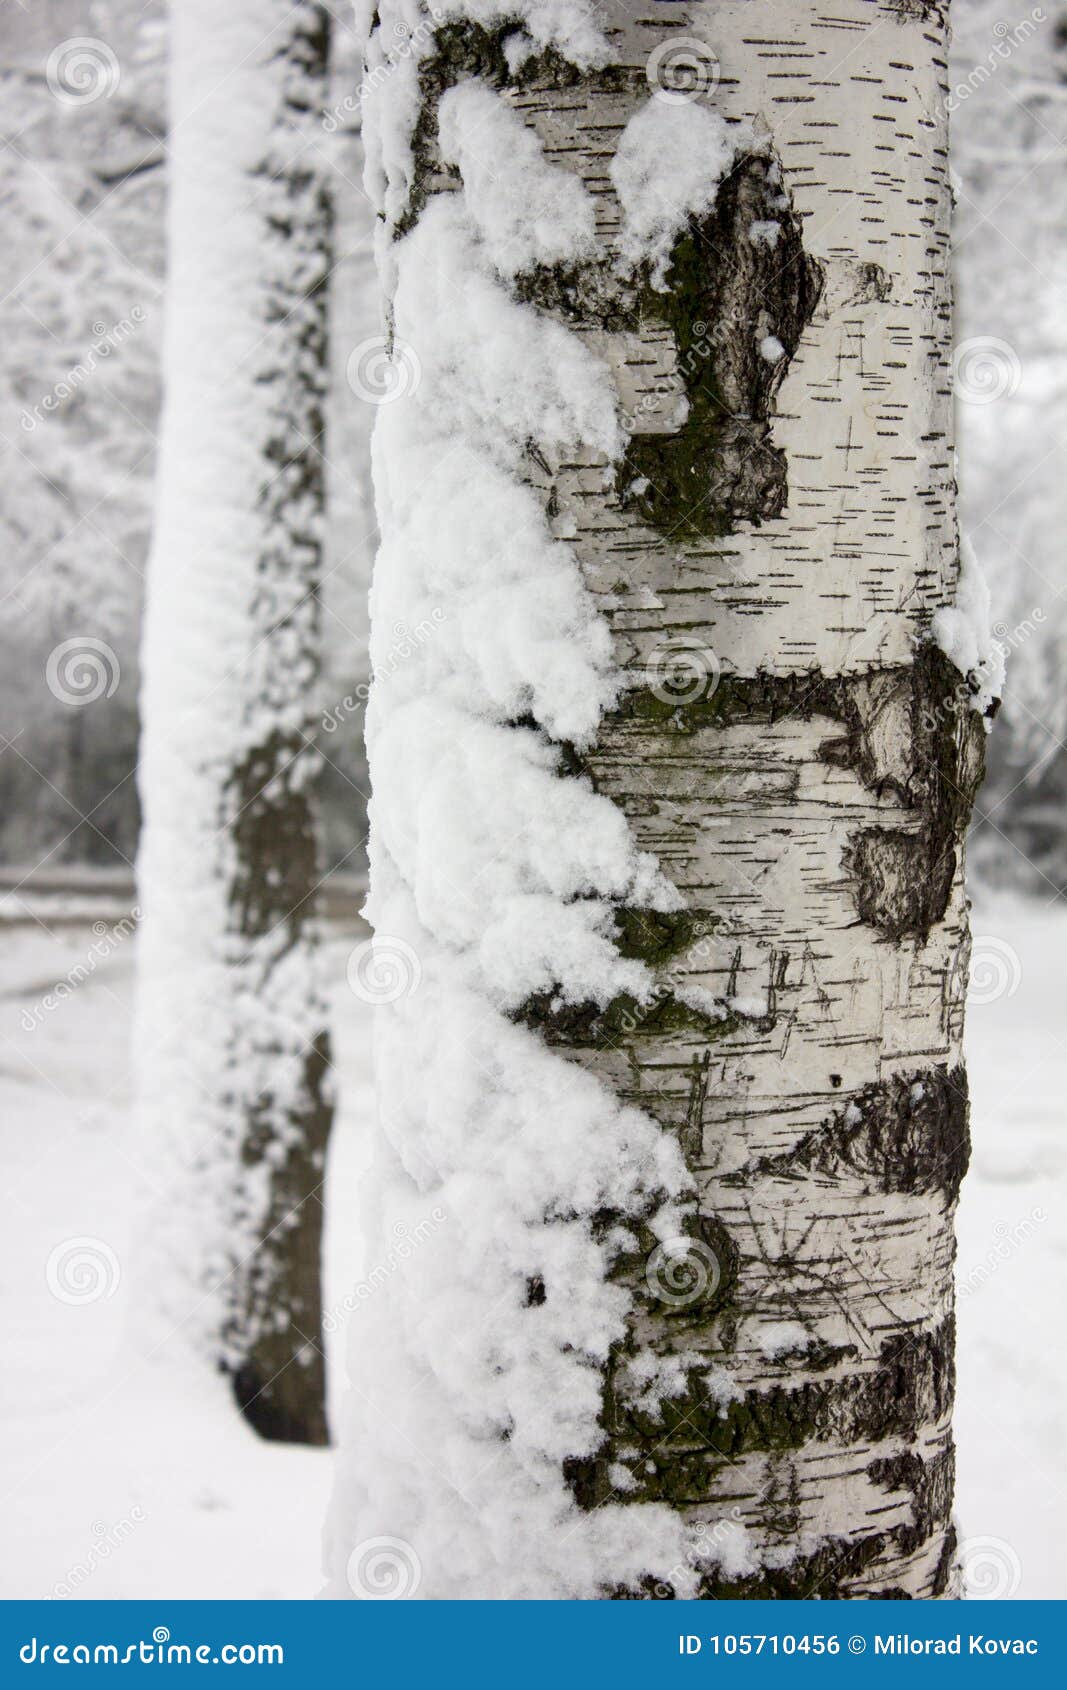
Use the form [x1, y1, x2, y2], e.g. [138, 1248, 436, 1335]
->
[0, 0, 376, 877]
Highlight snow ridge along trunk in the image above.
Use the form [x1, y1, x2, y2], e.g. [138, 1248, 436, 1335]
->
[328, 0, 991, 1597]
[135, 0, 334, 1445]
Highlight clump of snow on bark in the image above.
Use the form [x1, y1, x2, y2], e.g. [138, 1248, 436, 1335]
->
[749, 219, 781, 247]
[370, 701, 676, 1008]
[728, 991, 766, 1018]
[371, 418, 615, 744]
[434, 0, 613, 67]
[704, 1518, 759, 1579]
[324, 872, 699, 1596]
[932, 533, 1005, 716]
[438, 80, 596, 275]
[503, 28, 538, 72]
[616, 1349, 702, 1418]
[394, 197, 621, 469]
[759, 334, 785, 362]
[356, 30, 420, 256]
[757, 1321, 812, 1359]
[610, 100, 750, 286]
[355, 1, 612, 271]
[325, 58, 711, 1597]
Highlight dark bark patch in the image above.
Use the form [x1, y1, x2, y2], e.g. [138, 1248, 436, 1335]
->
[615, 1504, 951, 1598]
[835, 648, 987, 942]
[618, 153, 824, 538]
[229, 1341, 329, 1447]
[609, 1319, 954, 1474]
[608, 645, 987, 943]
[739, 1065, 970, 1203]
[513, 903, 740, 1049]
[513, 984, 738, 1050]
[635, 1213, 741, 1323]
[226, 728, 320, 944]
[224, 1033, 333, 1447]
[613, 904, 717, 967]
[885, 0, 946, 23]
[868, 1447, 956, 1547]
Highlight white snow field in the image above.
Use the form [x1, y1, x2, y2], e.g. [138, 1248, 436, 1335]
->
[0, 888, 1062, 1599]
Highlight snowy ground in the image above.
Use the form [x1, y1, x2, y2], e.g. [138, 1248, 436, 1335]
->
[0, 888, 1062, 1599]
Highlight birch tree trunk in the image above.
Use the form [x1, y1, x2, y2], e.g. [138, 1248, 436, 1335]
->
[135, 0, 334, 1445]
[328, 0, 990, 1598]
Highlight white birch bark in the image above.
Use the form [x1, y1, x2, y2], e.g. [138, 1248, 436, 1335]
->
[135, 0, 334, 1444]
[327, 0, 987, 1597]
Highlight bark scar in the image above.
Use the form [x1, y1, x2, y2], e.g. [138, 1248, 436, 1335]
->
[618, 149, 824, 538]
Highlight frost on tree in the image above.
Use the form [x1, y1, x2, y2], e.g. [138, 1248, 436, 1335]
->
[326, 0, 993, 1596]
[136, 0, 334, 1443]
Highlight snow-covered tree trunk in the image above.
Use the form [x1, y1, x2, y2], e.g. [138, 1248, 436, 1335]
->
[327, 0, 993, 1597]
[135, 0, 334, 1444]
